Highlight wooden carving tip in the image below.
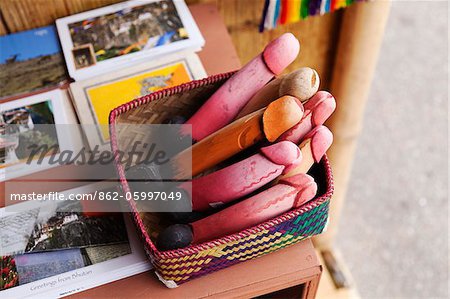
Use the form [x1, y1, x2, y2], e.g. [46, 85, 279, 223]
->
[260, 141, 302, 166]
[305, 91, 336, 126]
[304, 125, 333, 163]
[274, 138, 313, 182]
[295, 180, 318, 207]
[263, 33, 300, 75]
[279, 67, 320, 102]
[263, 96, 304, 142]
[279, 173, 317, 207]
[276, 90, 336, 144]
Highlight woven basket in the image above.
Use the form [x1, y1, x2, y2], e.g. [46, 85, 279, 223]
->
[109, 71, 334, 288]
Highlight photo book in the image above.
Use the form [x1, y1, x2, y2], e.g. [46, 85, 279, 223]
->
[56, 0, 205, 81]
[0, 181, 151, 298]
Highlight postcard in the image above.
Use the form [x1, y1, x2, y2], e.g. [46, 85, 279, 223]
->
[0, 199, 129, 256]
[0, 89, 83, 181]
[0, 181, 151, 297]
[0, 25, 68, 100]
[56, 0, 204, 81]
[69, 52, 206, 150]
[14, 249, 85, 285]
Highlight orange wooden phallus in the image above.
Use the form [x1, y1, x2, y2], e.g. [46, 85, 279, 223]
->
[171, 96, 304, 179]
[263, 96, 304, 142]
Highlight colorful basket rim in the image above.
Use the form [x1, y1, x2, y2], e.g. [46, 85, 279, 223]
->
[109, 71, 334, 260]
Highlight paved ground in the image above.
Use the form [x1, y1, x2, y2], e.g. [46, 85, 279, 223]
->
[336, 1, 448, 298]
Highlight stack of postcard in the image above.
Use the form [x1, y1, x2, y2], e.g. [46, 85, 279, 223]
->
[1, 0, 206, 295]
[1, 0, 206, 178]
[57, 0, 206, 150]
[0, 26, 83, 181]
[0, 182, 151, 297]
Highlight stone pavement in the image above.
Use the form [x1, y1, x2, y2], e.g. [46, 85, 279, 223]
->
[336, 1, 448, 298]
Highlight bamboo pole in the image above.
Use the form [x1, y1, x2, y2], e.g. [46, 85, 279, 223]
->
[64, 0, 123, 15]
[0, 15, 8, 35]
[313, 0, 391, 249]
[0, 0, 68, 32]
[0, 0, 123, 32]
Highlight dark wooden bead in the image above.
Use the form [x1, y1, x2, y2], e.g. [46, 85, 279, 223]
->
[157, 224, 193, 251]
